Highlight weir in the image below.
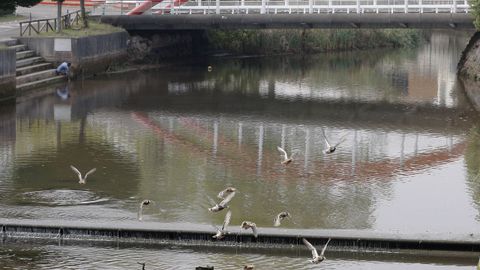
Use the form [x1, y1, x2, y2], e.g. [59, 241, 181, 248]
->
[1, 219, 479, 256]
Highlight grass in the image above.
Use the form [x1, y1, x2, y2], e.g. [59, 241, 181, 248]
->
[0, 14, 26, 23]
[38, 20, 124, 38]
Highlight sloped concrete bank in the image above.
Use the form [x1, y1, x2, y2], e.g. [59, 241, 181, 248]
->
[0, 46, 16, 101]
[18, 31, 128, 79]
[1, 219, 479, 256]
[458, 32, 480, 111]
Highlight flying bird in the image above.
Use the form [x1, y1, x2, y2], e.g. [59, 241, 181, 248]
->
[138, 199, 151, 221]
[274, 211, 291, 227]
[212, 210, 232, 240]
[70, 165, 96, 184]
[277, 146, 294, 165]
[302, 238, 331, 264]
[321, 129, 348, 154]
[241, 221, 258, 238]
[217, 187, 236, 199]
[208, 191, 235, 212]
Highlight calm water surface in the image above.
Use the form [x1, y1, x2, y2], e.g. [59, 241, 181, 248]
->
[0, 31, 479, 269]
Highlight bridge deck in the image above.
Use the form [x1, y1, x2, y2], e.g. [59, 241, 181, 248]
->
[100, 13, 475, 29]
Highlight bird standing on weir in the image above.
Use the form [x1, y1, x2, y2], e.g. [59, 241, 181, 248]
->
[138, 199, 152, 221]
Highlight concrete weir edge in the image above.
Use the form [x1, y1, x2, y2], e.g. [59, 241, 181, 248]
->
[1, 219, 479, 256]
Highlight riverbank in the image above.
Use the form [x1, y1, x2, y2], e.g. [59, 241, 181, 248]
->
[206, 29, 426, 54]
[457, 31, 480, 111]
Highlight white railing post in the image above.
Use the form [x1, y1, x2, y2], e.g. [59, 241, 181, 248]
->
[404, 0, 408, 13]
[419, 0, 423, 13]
[285, 0, 288, 6]
[261, 0, 266, 14]
[453, 0, 457, 13]
[216, 0, 220, 14]
[374, 0, 378, 13]
[241, 0, 245, 6]
[356, 0, 360, 13]
[328, 0, 332, 13]
[198, 0, 201, 7]
[309, 0, 313, 13]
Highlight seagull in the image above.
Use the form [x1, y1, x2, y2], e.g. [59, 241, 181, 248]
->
[208, 191, 235, 212]
[277, 146, 294, 165]
[274, 211, 291, 227]
[241, 221, 258, 238]
[138, 199, 151, 221]
[212, 210, 231, 240]
[137, 262, 146, 270]
[217, 187, 236, 199]
[321, 129, 348, 154]
[70, 165, 96, 184]
[302, 238, 331, 264]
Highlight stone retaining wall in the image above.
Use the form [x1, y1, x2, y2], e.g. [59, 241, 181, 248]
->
[19, 31, 128, 78]
[0, 47, 16, 101]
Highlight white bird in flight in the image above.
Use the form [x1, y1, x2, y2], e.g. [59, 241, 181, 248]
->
[274, 211, 291, 227]
[208, 191, 236, 212]
[321, 129, 348, 154]
[241, 221, 258, 238]
[277, 146, 294, 165]
[217, 187, 236, 199]
[138, 199, 151, 221]
[302, 238, 331, 264]
[212, 210, 232, 240]
[70, 165, 96, 184]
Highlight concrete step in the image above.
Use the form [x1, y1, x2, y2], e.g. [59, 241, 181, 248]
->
[16, 56, 44, 68]
[0, 39, 18, 47]
[9, 44, 27, 52]
[16, 69, 57, 85]
[16, 63, 53, 76]
[16, 76, 66, 91]
[16, 50, 35, 60]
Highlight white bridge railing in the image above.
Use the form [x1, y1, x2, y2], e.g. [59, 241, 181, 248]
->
[98, 0, 470, 15]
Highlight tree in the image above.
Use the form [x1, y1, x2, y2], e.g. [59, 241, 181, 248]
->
[79, 0, 88, 28]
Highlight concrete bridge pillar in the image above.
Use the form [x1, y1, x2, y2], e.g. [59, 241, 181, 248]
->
[309, 0, 313, 14]
[216, 0, 220, 14]
[261, 0, 266, 14]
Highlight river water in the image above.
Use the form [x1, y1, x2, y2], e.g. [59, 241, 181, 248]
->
[0, 30, 479, 269]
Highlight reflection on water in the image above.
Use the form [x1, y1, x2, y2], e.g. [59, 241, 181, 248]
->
[0, 240, 476, 270]
[0, 30, 479, 267]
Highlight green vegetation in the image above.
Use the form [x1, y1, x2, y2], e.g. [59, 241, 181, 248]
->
[207, 29, 425, 55]
[471, 0, 480, 29]
[0, 0, 42, 16]
[38, 20, 124, 37]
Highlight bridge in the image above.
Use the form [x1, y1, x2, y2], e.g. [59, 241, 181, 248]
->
[96, 0, 475, 29]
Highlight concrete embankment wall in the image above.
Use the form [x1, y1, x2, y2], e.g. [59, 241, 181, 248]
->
[0, 47, 16, 101]
[1, 219, 480, 255]
[19, 31, 128, 78]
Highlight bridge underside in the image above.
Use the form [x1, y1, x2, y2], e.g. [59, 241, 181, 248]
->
[100, 13, 475, 30]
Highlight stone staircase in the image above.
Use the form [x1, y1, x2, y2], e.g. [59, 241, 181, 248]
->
[1, 38, 65, 91]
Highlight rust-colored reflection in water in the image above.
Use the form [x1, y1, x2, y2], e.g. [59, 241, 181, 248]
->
[0, 31, 479, 268]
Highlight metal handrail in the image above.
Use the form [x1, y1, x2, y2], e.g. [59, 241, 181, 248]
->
[19, 10, 83, 37]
